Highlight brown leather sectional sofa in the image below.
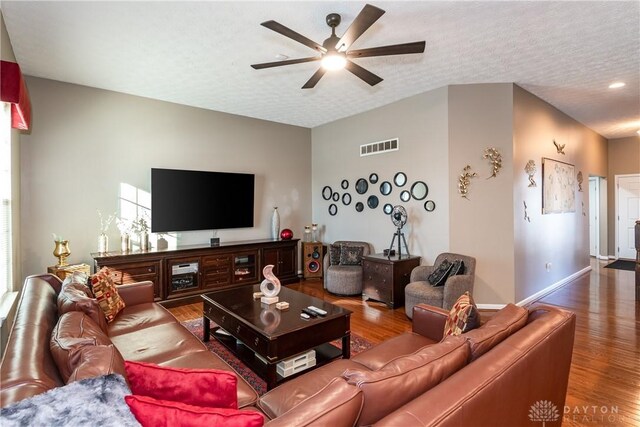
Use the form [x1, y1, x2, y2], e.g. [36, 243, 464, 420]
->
[1, 273, 576, 427]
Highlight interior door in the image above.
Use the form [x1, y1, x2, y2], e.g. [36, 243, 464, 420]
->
[616, 174, 640, 260]
[589, 177, 598, 257]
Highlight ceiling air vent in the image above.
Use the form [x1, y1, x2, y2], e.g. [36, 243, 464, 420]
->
[360, 138, 399, 157]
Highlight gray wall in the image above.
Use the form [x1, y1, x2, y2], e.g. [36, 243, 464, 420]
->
[607, 136, 640, 256]
[448, 83, 515, 304]
[513, 85, 607, 302]
[20, 77, 312, 277]
[311, 87, 450, 268]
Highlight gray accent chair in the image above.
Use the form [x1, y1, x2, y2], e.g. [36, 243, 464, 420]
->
[404, 252, 476, 318]
[323, 241, 372, 296]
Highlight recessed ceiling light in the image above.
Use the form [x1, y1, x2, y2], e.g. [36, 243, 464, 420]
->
[608, 82, 625, 89]
[275, 54, 289, 60]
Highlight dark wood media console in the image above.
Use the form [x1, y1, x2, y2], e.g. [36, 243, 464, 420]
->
[91, 238, 299, 307]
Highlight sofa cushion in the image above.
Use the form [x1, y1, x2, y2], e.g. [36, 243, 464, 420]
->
[57, 278, 108, 334]
[124, 395, 265, 427]
[107, 303, 178, 337]
[125, 360, 238, 409]
[340, 245, 364, 265]
[50, 311, 113, 382]
[443, 291, 480, 336]
[257, 359, 366, 419]
[427, 259, 453, 286]
[67, 344, 126, 383]
[351, 332, 437, 371]
[463, 303, 528, 361]
[342, 335, 469, 426]
[90, 267, 126, 323]
[263, 378, 363, 427]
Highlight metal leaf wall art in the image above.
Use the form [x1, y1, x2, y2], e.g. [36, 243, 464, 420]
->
[483, 147, 502, 178]
[458, 165, 477, 199]
[525, 160, 537, 187]
[553, 139, 565, 155]
[577, 171, 583, 192]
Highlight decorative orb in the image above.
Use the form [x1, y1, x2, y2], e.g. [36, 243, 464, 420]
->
[280, 229, 293, 240]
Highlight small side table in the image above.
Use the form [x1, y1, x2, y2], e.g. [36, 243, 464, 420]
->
[363, 254, 421, 308]
[47, 263, 91, 280]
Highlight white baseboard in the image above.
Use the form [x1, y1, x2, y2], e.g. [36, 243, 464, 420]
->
[516, 266, 592, 307]
[477, 303, 506, 310]
[596, 255, 609, 260]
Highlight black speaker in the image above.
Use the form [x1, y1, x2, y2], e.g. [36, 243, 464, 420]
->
[302, 242, 324, 279]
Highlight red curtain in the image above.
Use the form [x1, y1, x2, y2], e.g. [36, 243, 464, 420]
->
[0, 60, 31, 130]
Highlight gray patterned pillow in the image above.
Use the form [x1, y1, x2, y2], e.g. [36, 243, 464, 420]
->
[340, 246, 364, 265]
[329, 244, 342, 265]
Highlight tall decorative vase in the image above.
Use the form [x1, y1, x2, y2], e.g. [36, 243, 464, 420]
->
[53, 240, 71, 266]
[271, 207, 280, 240]
[98, 233, 109, 253]
[140, 231, 149, 251]
[121, 234, 130, 253]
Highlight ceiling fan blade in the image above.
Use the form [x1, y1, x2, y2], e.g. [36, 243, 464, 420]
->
[335, 4, 385, 52]
[251, 56, 321, 70]
[347, 41, 426, 58]
[302, 67, 327, 89]
[344, 60, 383, 86]
[261, 20, 326, 54]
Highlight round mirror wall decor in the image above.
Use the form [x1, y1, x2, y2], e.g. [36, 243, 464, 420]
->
[394, 172, 407, 187]
[341, 179, 349, 190]
[383, 203, 393, 215]
[424, 200, 436, 212]
[411, 181, 428, 200]
[367, 195, 379, 209]
[328, 204, 338, 216]
[369, 173, 379, 184]
[332, 192, 340, 202]
[356, 178, 369, 194]
[380, 181, 392, 196]
[322, 186, 332, 200]
[342, 193, 352, 206]
[400, 190, 411, 202]
[355, 202, 364, 212]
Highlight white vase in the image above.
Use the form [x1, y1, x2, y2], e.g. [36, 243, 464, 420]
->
[121, 234, 130, 252]
[271, 207, 280, 240]
[98, 233, 108, 253]
[140, 231, 149, 251]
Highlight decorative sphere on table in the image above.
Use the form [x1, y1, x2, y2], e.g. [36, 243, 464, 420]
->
[280, 229, 293, 240]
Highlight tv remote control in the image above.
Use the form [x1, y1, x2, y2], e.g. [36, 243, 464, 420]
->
[307, 306, 327, 316]
[300, 312, 311, 319]
[301, 308, 318, 318]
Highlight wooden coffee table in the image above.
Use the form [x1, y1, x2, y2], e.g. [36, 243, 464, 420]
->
[201, 285, 352, 390]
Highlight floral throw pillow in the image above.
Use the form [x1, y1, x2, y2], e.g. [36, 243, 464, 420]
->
[443, 292, 480, 336]
[90, 267, 125, 323]
[340, 245, 364, 266]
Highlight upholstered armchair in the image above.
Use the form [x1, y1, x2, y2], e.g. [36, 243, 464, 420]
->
[323, 241, 372, 296]
[404, 252, 476, 318]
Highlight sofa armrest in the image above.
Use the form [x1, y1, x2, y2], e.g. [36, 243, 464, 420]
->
[116, 281, 154, 306]
[410, 265, 435, 282]
[412, 304, 449, 342]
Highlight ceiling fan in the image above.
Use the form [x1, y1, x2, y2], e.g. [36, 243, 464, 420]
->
[251, 4, 426, 89]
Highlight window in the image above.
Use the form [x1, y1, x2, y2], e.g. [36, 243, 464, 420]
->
[0, 102, 12, 298]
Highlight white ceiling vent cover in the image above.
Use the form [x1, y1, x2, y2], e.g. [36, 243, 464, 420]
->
[360, 138, 399, 157]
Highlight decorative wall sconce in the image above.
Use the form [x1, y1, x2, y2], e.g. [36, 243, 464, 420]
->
[483, 147, 502, 178]
[523, 201, 531, 223]
[577, 171, 583, 192]
[553, 139, 565, 155]
[525, 160, 537, 187]
[458, 165, 477, 199]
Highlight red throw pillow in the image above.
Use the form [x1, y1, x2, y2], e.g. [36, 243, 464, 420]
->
[125, 395, 264, 427]
[124, 360, 238, 409]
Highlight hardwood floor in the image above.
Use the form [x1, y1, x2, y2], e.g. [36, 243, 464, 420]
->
[169, 258, 640, 426]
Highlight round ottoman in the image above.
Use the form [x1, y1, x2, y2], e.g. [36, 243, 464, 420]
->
[325, 266, 363, 296]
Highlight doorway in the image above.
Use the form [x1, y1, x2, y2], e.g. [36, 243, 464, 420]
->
[615, 174, 640, 260]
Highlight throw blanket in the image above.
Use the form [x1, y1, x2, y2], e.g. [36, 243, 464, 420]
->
[0, 374, 139, 426]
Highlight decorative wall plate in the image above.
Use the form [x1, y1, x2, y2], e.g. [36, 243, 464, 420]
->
[369, 173, 379, 184]
[380, 181, 392, 195]
[411, 181, 428, 200]
[400, 190, 411, 202]
[341, 179, 349, 189]
[424, 200, 436, 212]
[342, 193, 352, 205]
[367, 195, 379, 209]
[383, 203, 393, 214]
[355, 202, 364, 212]
[394, 172, 407, 187]
[329, 204, 338, 216]
[322, 186, 333, 200]
[356, 178, 368, 194]
[332, 192, 340, 202]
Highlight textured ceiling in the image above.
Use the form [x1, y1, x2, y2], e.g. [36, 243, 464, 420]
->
[2, 1, 639, 138]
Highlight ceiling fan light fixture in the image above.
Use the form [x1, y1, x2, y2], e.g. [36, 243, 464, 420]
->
[321, 52, 346, 71]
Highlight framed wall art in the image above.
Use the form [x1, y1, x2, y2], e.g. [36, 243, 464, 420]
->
[542, 157, 575, 214]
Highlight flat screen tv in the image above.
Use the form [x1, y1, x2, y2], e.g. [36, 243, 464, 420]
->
[151, 168, 255, 233]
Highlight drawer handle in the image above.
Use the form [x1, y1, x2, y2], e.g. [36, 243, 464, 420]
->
[221, 315, 226, 323]
[254, 337, 259, 346]
[236, 325, 241, 334]
[148, 268, 152, 272]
